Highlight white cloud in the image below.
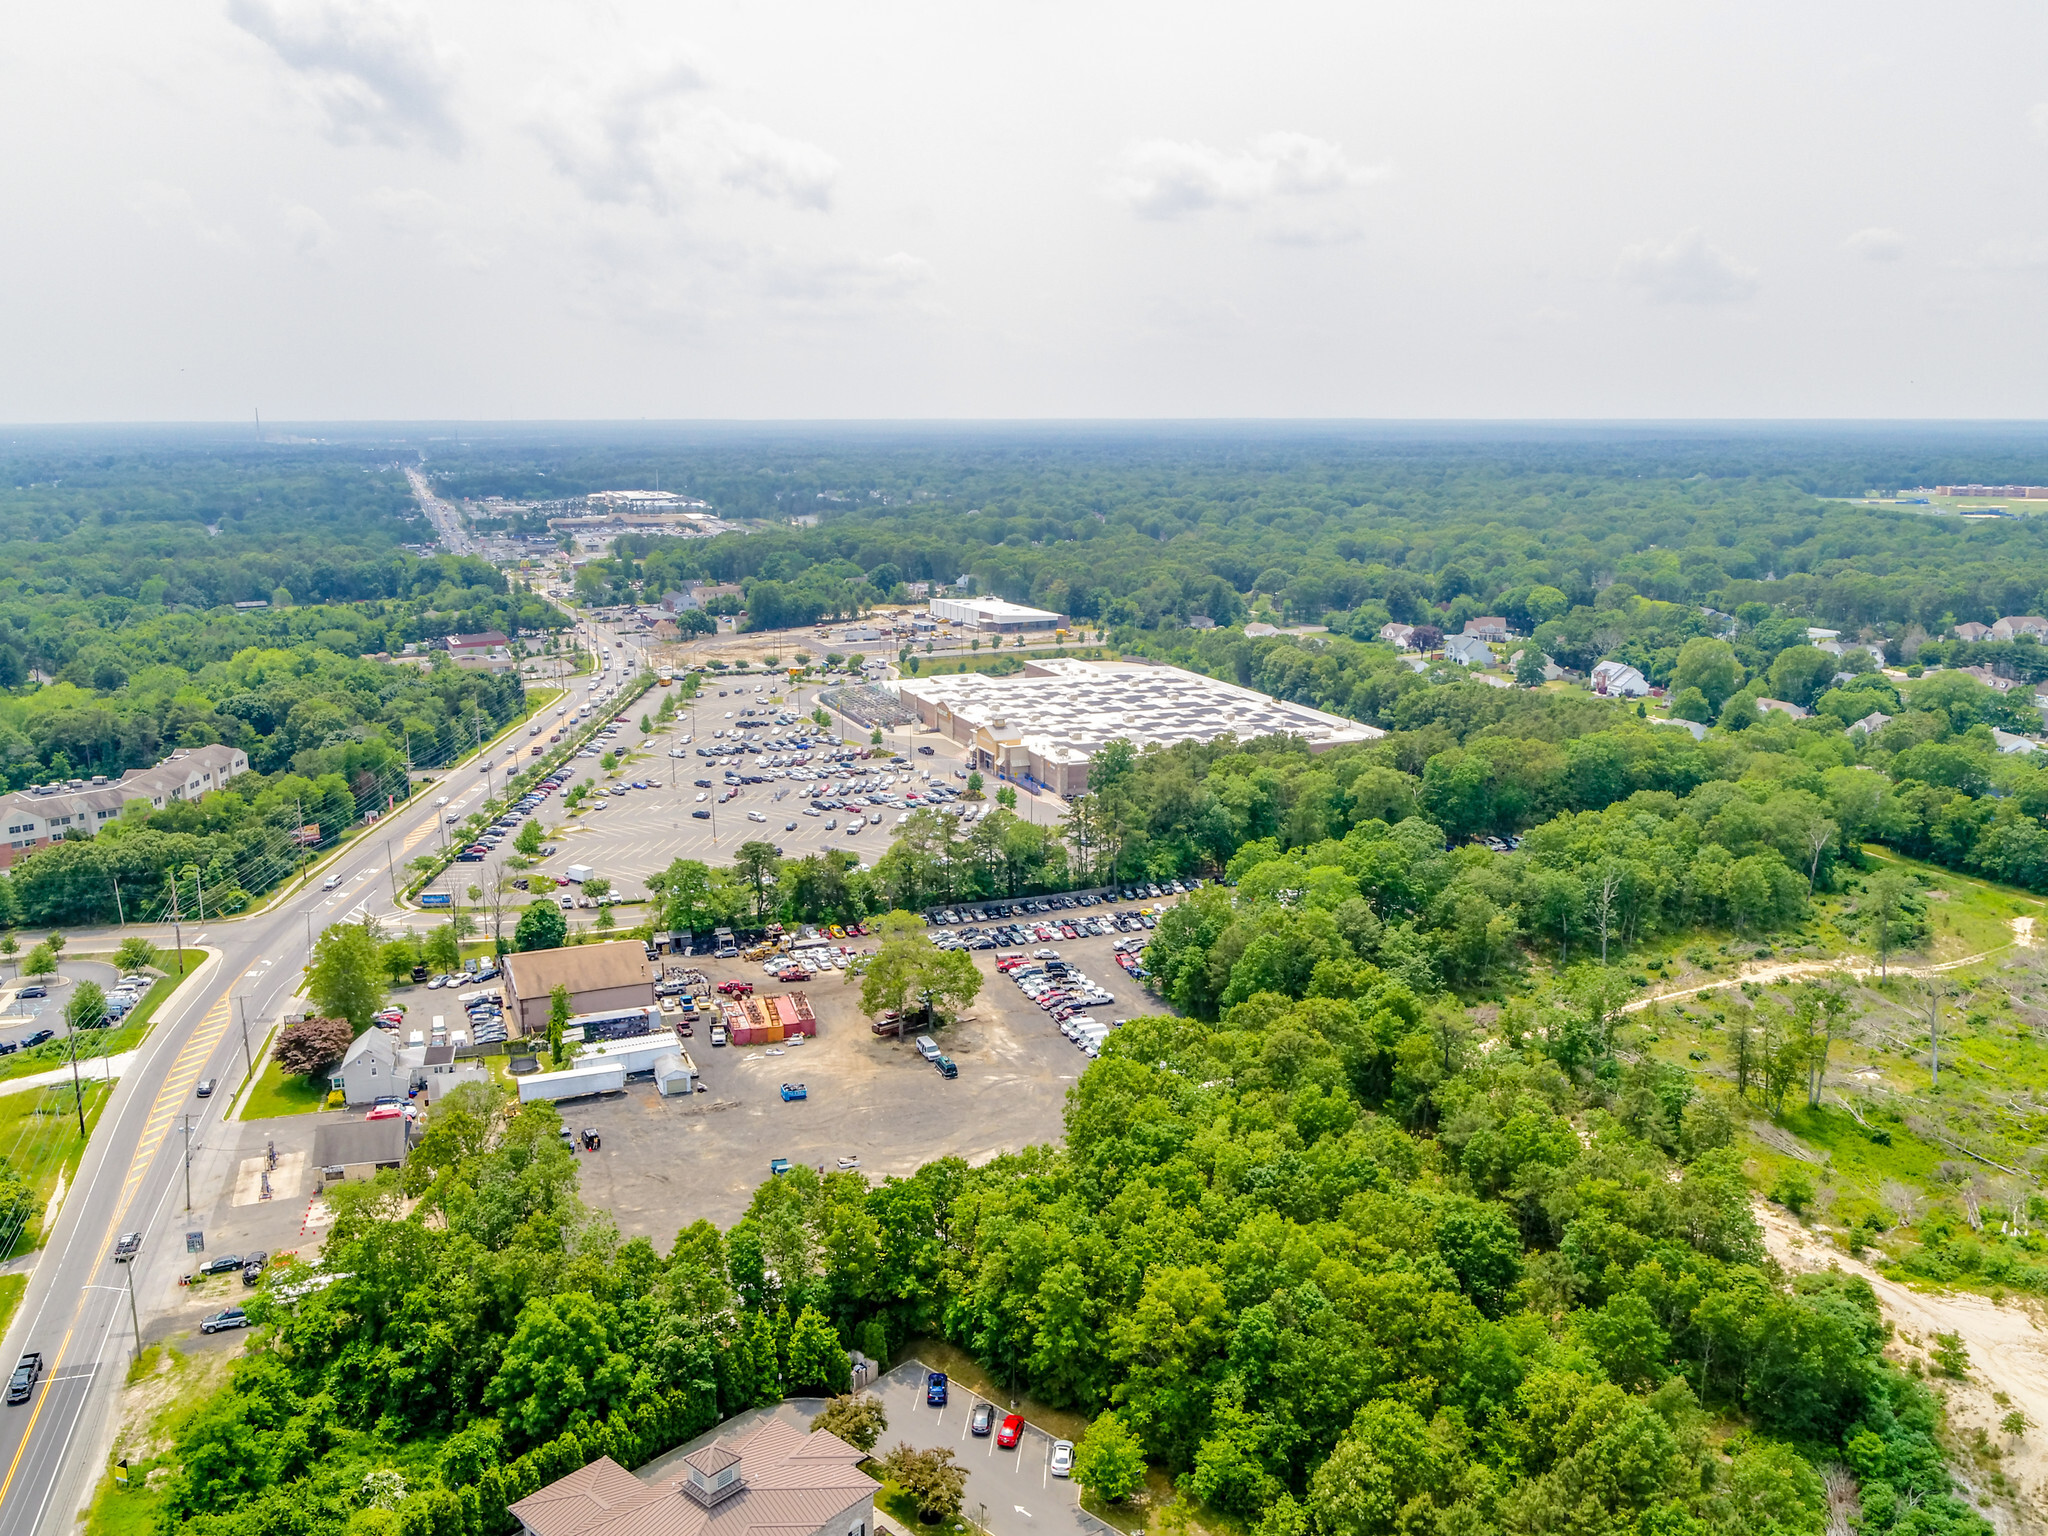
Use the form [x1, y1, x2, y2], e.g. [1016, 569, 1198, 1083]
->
[758, 248, 936, 317]
[361, 186, 489, 268]
[127, 182, 244, 249]
[227, 0, 461, 155]
[530, 62, 838, 214]
[1616, 228, 1759, 305]
[1109, 131, 1383, 219]
[282, 203, 335, 260]
[2030, 101, 2048, 142]
[1845, 226, 1905, 262]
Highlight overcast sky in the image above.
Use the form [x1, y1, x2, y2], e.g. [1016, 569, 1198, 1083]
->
[6, 2, 2047, 421]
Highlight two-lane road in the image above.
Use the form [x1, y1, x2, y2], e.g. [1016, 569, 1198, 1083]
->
[0, 657, 614, 1536]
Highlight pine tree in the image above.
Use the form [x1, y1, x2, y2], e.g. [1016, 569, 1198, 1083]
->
[748, 1310, 782, 1406]
[787, 1306, 851, 1394]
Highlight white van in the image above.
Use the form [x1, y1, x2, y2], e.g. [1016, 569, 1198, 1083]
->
[914, 1035, 940, 1061]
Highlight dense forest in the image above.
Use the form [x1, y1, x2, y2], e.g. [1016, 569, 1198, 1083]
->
[30, 426, 2048, 1536]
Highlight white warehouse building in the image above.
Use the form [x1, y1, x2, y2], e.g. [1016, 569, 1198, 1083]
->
[894, 657, 1382, 797]
[927, 596, 1066, 635]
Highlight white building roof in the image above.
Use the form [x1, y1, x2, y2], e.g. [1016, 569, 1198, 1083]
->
[929, 596, 1064, 624]
[894, 658, 1382, 766]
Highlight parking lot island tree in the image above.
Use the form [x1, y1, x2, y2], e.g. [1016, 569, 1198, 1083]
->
[423, 922, 462, 974]
[114, 936, 158, 974]
[305, 921, 386, 1031]
[20, 943, 54, 982]
[857, 911, 982, 1025]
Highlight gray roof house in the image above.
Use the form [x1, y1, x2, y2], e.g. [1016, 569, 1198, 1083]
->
[1846, 711, 1893, 736]
[1443, 634, 1493, 668]
[332, 1029, 402, 1107]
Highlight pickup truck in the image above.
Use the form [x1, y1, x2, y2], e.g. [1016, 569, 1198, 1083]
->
[6, 1353, 41, 1404]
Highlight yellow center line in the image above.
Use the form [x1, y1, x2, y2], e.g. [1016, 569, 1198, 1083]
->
[0, 980, 235, 1515]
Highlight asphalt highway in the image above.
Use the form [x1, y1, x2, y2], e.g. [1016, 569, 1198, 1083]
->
[0, 624, 631, 1536]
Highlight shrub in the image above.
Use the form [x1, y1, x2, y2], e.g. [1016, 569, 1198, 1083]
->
[272, 1016, 356, 1076]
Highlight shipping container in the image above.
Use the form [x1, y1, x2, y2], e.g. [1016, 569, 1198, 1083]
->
[516, 1061, 626, 1103]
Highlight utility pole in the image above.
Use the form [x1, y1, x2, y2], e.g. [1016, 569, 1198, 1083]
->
[110, 874, 124, 929]
[237, 996, 253, 1088]
[67, 1021, 85, 1137]
[123, 1254, 141, 1362]
[182, 1114, 194, 1211]
[168, 871, 185, 978]
[386, 837, 398, 901]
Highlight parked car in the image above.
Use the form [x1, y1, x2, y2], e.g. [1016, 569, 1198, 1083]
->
[933, 1055, 958, 1079]
[200, 1308, 250, 1335]
[1050, 1440, 1074, 1478]
[925, 1371, 949, 1406]
[970, 1403, 995, 1436]
[242, 1252, 269, 1285]
[6, 1353, 41, 1404]
[997, 1413, 1024, 1449]
[16, 987, 44, 1000]
[197, 1253, 244, 1276]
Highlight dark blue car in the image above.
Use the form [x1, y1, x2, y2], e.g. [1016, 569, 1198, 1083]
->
[926, 1371, 947, 1407]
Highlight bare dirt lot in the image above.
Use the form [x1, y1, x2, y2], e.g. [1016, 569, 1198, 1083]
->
[1760, 1201, 2048, 1533]
[564, 920, 1171, 1232]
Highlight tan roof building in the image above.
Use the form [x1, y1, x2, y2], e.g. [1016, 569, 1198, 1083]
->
[503, 941, 657, 1037]
[510, 1421, 875, 1536]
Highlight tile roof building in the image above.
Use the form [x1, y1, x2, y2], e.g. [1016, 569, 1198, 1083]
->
[894, 657, 1382, 798]
[0, 744, 251, 869]
[510, 1421, 874, 1536]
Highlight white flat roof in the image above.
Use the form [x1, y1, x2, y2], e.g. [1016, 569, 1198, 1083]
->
[930, 596, 1064, 622]
[894, 658, 1382, 764]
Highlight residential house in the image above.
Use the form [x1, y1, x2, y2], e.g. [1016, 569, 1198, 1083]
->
[1994, 729, 2042, 755]
[1508, 649, 1565, 682]
[1654, 718, 1710, 741]
[1443, 634, 1493, 668]
[1806, 627, 1841, 641]
[1590, 660, 1650, 697]
[1847, 711, 1893, 736]
[1378, 622, 1417, 649]
[1243, 622, 1279, 638]
[1462, 617, 1511, 642]
[1957, 664, 2020, 693]
[1993, 616, 2048, 641]
[1756, 698, 1810, 720]
[1185, 615, 1216, 629]
[332, 1029, 402, 1107]
[509, 1421, 875, 1536]
[1953, 622, 1993, 642]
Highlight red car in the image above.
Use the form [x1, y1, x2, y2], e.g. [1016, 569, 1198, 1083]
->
[996, 1414, 1023, 1449]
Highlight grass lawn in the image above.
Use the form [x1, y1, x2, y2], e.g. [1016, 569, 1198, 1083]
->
[237, 1058, 329, 1121]
[0, 1274, 27, 1345]
[0, 1078, 113, 1257]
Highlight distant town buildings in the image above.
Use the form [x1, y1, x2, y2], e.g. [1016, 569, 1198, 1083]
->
[1932, 485, 2048, 498]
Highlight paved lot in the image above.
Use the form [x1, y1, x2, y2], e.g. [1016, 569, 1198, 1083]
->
[502, 679, 1069, 899]
[638, 1365, 1107, 1536]
[558, 910, 1173, 1232]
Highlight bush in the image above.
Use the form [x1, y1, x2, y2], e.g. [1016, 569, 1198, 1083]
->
[879, 1444, 965, 1523]
[272, 1016, 356, 1076]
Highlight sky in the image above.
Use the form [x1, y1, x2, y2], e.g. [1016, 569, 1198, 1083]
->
[6, 1, 2048, 421]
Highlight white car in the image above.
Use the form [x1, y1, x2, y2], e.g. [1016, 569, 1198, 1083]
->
[1050, 1441, 1073, 1478]
[748, 811, 768, 823]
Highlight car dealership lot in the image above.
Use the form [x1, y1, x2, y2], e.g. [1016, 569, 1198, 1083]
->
[553, 909, 1175, 1232]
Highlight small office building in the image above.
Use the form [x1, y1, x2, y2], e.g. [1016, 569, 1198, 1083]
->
[502, 941, 658, 1038]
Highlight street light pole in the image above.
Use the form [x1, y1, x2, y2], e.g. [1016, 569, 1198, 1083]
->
[123, 1260, 141, 1362]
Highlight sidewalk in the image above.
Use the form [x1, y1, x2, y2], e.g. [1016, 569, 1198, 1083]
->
[0, 1052, 135, 1098]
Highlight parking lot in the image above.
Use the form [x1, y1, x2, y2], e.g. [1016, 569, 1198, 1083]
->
[469, 678, 1070, 901]
[553, 893, 1179, 1232]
